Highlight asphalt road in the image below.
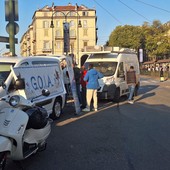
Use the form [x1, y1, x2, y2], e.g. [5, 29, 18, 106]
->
[5, 76, 170, 170]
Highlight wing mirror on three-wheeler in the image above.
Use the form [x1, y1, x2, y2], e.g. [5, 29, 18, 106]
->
[14, 78, 25, 90]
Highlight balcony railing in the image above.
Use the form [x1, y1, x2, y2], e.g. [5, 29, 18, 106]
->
[42, 48, 52, 53]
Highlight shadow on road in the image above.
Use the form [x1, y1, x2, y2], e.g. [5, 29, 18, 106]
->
[138, 85, 159, 95]
[135, 92, 156, 102]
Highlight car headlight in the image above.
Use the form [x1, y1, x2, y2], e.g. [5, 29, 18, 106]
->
[9, 95, 20, 107]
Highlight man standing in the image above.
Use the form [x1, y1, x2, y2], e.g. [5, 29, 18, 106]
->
[73, 63, 82, 105]
[82, 64, 103, 112]
[126, 66, 137, 104]
[80, 65, 87, 109]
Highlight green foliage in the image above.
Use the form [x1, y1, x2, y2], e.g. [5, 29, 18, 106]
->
[108, 20, 170, 60]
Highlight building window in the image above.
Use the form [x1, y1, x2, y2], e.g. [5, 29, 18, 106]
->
[54, 12, 61, 16]
[70, 20, 75, 27]
[83, 29, 88, 36]
[44, 12, 48, 17]
[83, 20, 87, 28]
[44, 29, 49, 36]
[70, 42, 74, 52]
[55, 30, 61, 38]
[43, 21, 49, 28]
[56, 41, 61, 49]
[56, 20, 60, 27]
[82, 11, 88, 16]
[43, 41, 50, 49]
[70, 29, 76, 37]
[83, 41, 88, 47]
[68, 12, 75, 16]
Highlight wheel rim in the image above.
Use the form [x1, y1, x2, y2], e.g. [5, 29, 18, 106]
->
[54, 101, 61, 117]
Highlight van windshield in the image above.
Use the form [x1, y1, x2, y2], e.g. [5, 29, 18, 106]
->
[85, 62, 118, 76]
[0, 63, 13, 86]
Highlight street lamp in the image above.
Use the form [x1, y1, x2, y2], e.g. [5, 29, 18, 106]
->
[50, 8, 82, 57]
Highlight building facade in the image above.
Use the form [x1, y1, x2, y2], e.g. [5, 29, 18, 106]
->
[20, 3, 97, 64]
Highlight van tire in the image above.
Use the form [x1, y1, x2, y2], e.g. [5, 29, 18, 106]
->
[50, 98, 62, 120]
[113, 88, 120, 102]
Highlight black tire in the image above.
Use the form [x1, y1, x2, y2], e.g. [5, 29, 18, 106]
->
[0, 152, 7, 170]
[113, 88, 120, 102]
[50, 98, 62, 120]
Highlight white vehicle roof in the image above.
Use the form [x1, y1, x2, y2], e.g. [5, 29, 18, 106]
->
[0, 55, 61, 66]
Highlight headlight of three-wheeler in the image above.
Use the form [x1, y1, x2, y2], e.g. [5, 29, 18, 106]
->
[9, 95, 20, 107]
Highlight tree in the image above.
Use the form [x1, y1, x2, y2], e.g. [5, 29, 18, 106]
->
[109, 25, 144, 51]
[108, 20, 170, 61]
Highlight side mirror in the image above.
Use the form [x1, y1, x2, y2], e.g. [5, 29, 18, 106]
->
[119, 74, 125, 78]
[42, 89, 50, 96]
[118, 71, 125, 78]
[14, 78, 25, 90]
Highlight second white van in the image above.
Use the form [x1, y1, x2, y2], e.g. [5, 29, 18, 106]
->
[84, 48, 140, 102]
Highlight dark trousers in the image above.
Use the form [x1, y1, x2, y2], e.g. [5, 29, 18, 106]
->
[76, 83, 82, 105]
[81, 87, 86, 108]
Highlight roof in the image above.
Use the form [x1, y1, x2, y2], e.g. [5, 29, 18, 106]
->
[156, 59, 170, 64]
[37, 4, 95, 12]
[143, 59, 170, 65]
[143, 61, 154, 65]
[0, 56, 61, 64]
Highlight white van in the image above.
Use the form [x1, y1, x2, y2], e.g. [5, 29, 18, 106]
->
[0, 56, 66, 119]
[84, 48, 140, 101]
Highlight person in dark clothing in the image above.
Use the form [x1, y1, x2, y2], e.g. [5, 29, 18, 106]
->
[80, 65, 87, 109]
[73, 63, 82, 105]
[160, 67, 164, 82]
[126, 66, 138, 104]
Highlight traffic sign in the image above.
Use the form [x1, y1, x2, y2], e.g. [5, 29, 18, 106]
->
[0, 36, 18, 44]
[5, 0, 19, 21]
[6, 22, 19, 35]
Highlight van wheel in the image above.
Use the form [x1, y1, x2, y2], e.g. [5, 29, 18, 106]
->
[0, 152, 7, 170]
[113, 88, 120, 103]
[50, 98, 62, 120]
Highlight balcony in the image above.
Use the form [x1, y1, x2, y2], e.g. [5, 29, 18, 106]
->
[42, 48, 52, 53]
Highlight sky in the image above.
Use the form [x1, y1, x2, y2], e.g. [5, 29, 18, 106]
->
[0, 0, 170, 55]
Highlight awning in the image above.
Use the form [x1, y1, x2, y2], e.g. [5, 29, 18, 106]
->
[143, 61, 154, 65]
[156, 59, 170, 64]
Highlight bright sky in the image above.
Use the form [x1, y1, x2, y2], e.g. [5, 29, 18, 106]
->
[0, 0, 170, 55]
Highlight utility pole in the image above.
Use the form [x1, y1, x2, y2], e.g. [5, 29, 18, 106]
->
[5, 0, 19, 56]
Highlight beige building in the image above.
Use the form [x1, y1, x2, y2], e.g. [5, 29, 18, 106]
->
[20, 3, 97, 65]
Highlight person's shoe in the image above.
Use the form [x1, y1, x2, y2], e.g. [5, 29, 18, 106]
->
[128, 100, 134, 104]
[94, 108, 98, 111]
[82, 108, 90, 112]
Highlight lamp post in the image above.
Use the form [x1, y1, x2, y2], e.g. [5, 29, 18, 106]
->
[50, 14, 54, 54]
[50, 8, 82, 57]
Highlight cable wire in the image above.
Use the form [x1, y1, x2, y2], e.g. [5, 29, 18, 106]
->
[118, 0, 151, 22]
[135, 0, 170, 13]
[93, 0, 122, 24]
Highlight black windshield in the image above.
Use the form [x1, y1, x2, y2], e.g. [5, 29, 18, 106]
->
[0, 63, 14, 85]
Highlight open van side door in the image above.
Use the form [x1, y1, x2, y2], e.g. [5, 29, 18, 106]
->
[116, 62, 128, 95]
